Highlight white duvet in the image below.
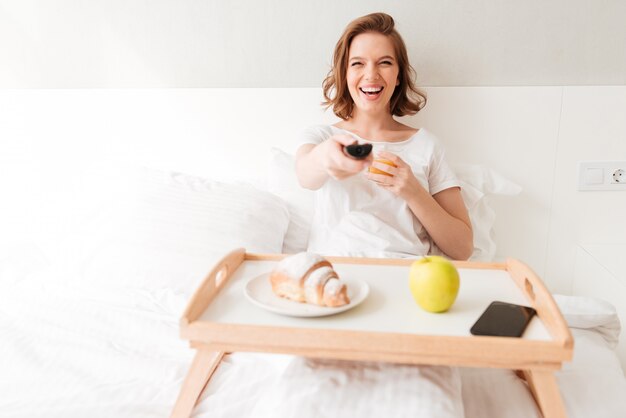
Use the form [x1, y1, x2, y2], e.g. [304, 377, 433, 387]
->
[0, 269, 191, 418]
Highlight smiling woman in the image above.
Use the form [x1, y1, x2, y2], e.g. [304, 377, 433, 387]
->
[295, 12, 474, 261]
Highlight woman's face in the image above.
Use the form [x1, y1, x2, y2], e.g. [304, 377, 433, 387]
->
[346, 32, 400, 117]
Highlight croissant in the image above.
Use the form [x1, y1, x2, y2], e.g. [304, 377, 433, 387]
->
[269, 252, 350, 307]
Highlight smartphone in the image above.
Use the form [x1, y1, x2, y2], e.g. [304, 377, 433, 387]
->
[343, 142, 372, 159]
[470, 301, 537, 337]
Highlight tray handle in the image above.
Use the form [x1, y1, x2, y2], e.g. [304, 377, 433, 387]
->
[181, 248, 246, 325]
[506, 258, 573, 350]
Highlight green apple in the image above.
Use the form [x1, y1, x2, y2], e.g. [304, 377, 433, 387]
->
[409, 256, 460, 313]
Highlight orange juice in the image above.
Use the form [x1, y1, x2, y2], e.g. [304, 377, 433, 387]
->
[368, 158, 397, 176]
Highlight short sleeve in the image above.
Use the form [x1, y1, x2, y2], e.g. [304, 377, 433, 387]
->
[297, 125, 334, 148]
[428, 136, 460, 195]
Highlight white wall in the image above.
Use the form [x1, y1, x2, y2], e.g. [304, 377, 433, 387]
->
[1, 0, 626, 88]
[545, 88, 626, 282]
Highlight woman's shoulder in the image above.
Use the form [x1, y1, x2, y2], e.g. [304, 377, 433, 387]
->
[409, 127, 440, 144]
[394, 120, 419, 135]
[386, 121, 421, 143]
[401, 128, 448, 156]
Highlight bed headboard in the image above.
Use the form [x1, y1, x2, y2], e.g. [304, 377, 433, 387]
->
[2, 87, 626, 301]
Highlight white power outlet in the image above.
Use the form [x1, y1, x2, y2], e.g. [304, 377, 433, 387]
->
[612, 168, 625, 184]
[578, 161, 626, 191]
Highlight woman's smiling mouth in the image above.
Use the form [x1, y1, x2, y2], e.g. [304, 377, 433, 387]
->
[359, 86, 384, 100]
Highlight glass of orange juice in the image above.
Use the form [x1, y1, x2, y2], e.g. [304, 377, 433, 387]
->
[368, 158, 397, 176]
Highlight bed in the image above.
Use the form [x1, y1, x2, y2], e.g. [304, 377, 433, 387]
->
[1, 88, 625, 418]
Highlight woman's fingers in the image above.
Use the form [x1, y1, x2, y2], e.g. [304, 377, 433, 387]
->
[366, 151, 419, 197]
[375, 150, 403, 167]
[322, 135, 372, 180]
[319, 140, 368, 180]
[338, 157, 368, 173]
[366, 171, 393, 185]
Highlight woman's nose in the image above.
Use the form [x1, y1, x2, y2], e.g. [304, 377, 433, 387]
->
[365, 64, 380, 80]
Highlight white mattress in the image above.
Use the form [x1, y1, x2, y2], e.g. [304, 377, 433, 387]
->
[1, 262, 625, 418]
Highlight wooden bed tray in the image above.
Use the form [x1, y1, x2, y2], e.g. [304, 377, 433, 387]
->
[171, 249, 574, 418]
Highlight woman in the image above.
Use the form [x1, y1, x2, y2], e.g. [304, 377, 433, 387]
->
[296, 12, 473, 260]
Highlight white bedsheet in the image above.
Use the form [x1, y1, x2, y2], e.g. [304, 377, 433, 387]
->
[2, 263, 625, 418]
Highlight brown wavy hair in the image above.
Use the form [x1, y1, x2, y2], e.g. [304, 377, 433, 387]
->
[322, 12, 427, 120]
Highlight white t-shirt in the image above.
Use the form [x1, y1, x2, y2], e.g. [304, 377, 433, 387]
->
[299, 125, 460, 258]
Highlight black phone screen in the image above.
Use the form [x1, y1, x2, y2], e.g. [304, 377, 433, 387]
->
[470, 301, 537, 337]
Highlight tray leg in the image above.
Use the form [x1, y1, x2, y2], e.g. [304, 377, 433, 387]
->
[170, 348, 225, 418]
[521, 369, 567, 418]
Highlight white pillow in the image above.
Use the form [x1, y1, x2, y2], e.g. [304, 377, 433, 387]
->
[452, 164, 522, 261]
[553, 294, 622, 349]
[267, 148, 521, 260]
[266, 148, 315, 254]
[63, 163, 290, 293]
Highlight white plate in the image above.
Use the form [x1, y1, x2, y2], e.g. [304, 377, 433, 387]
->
[244, 272, 369, 318]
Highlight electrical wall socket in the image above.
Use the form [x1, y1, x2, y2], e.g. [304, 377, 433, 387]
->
[578, 161, 626, 191]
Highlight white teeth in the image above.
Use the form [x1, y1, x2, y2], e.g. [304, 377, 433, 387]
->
[360, 87, 383, 93]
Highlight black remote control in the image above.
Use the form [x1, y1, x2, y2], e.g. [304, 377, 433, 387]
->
[344, 142, 373, 159]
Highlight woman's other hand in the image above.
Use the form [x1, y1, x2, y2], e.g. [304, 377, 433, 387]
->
[367, 150, 473, 260]
[366, 150, 421, 199]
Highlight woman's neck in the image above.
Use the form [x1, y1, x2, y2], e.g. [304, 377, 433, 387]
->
[339, 109, 399, 139]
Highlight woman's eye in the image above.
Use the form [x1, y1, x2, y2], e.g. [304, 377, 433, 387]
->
[381, 60, 393, 65]
[350, 62, 362, 67]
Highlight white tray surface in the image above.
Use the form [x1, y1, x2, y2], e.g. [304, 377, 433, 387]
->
[199, 260, 550, 341]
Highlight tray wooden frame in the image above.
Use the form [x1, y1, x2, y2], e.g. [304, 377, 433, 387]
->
[171, 249, 573, 418]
